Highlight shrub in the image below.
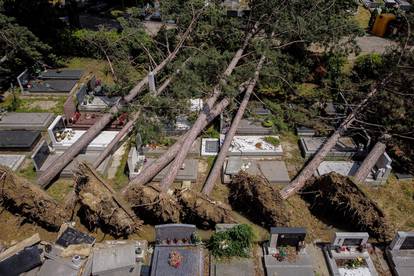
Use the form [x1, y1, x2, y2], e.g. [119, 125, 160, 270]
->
[208, 224, 255, 258]
[354, 53, 384, 79]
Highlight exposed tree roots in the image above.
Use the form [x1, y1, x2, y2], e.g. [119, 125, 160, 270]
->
[125, 183, 182, 224]
[74, 163, 142, 237]
[302, 172, 393, 241]
[229, 172, 289, 228]
[0, 165, 68, 230]
[178, 189, 235, 229]
[125, 183, 234, 228]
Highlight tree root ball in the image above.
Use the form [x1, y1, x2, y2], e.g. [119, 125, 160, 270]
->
[229, 172, 289, 228]
[74, 163, 141, 237]
[0, 165, 68, 230]
[178, 189, 235, 229]
[302, 172, 393, 241]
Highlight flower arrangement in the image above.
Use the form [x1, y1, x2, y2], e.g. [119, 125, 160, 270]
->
[168, 250, 183, 268]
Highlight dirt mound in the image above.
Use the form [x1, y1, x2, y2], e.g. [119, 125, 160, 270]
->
[125, 183, 182, 224]
[0, 165, 68, 230]
[74, 163, 142, 237]
[302, 172, 393, 241]
[229, 172, 289, 228]
[178, 189, 235, 229]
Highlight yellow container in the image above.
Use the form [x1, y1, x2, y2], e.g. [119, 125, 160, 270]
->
[371, 13, 397, 37]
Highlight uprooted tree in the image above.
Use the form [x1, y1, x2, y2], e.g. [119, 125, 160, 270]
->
[74, 163, 141, 237]
[302, 172, 393, 241]
[0, 165, 68, 230]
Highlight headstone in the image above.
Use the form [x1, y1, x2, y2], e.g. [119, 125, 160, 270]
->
[31, 141, 50, 171]
[269, 227, 306, 252]
[148, 72, 156, 93]
[389, 232, 414, 251]
[155, 224, 196, 243]
[332, 232, 369, 248]
[135, 133, 143, 152]
[75, 84, 87, 104]
[56, 227, 95, 248]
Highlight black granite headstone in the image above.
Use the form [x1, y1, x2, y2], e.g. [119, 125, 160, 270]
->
[32, 141, 50, 171]
[400, 236, 414, 250]
[56, 227, 95, 248]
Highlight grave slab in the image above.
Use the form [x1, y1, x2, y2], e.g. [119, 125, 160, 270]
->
[0, 112, 54, 130]
[223, 158, 290, 184]
[0, 130, 41, 151]
[225, 135, 283, 156]
[143, 158, 198, 182]
[0, 154, 25, 171]
[300, 137, 360, 159]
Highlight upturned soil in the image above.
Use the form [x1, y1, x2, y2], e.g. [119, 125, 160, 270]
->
[302, 172, 393, 241]
[229, 172, 289, 228]
[0, 165, 68, 231]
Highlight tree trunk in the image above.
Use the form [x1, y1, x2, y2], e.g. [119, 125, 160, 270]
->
[202, 55, 266, 195]
[36, 14, 202, 188]
[158, 24, 259, 192]
[122, 97, 231, 194]
[353, 141, 386, 184]
[279, 78, 390, 199]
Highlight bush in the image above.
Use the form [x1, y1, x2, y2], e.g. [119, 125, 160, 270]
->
[208, 224, 255, 258]
[354, 53, 384, 79]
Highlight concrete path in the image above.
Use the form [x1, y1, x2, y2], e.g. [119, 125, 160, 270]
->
[107, 142, 127, 179]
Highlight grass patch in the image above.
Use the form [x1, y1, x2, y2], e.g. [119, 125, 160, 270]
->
[65, 57, 115, 84]
[364, 176, 414, 232]
[111, 143, 131, 191]
[46, 179, 74, 203]
[17, 161, 37, 181]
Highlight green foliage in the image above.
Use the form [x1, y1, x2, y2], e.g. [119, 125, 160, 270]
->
[264, 136, 280, 146]
[208, 224, 255, 258]
[0, 92, 21, 111]
[353, 53, 384, 79]
[203, 125, 220, 139]
[0, 8, 57, 88]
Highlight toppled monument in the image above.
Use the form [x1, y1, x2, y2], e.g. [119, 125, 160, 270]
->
[0, 165, 68, 230]
[229, 172, 289, 228]
[302, 172, 393, 241]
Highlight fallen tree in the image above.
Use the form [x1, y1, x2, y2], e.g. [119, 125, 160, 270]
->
[302, 172, 393, 241]
[74, 163, 141, 237]
[0, 165, 68, 230]
[202, 54, 266, 195]
[93, 62, 186, 169]
[353, 141, 386, 184]
[280, 77, 391, 199]
[158, 22, 260, 192]
[36, 11, 204, 188]
[123, 96, 234, 192]
[229, 172, 289, 229]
